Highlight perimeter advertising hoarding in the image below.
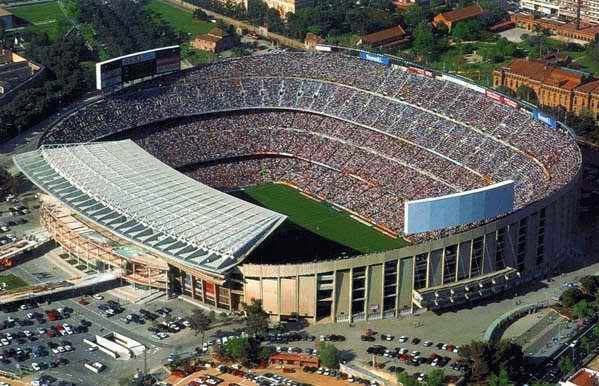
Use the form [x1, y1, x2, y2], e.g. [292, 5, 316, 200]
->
[315, 45, 332, 52]
[485, 90, 502, 102]
[404, 180, 515, 235]
[96, 46, 180, 90]
[533, 110, 557, 129]
[408, 66, 434, 78]
[359, 51, 390, 66]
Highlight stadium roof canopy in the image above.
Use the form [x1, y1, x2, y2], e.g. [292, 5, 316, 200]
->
[14, 140, 287, 274]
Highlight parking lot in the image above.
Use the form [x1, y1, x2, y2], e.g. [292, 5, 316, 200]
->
[0, 253, 216, 385]
[253, 329, 463, 380]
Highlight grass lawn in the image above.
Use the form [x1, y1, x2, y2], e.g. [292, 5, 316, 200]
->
[146, 0, 214, 37]
[570, 52, 599, 76]
[0, 274, 28, 291]
[8, 1, 67, 41]
[235, 184, 408, 264]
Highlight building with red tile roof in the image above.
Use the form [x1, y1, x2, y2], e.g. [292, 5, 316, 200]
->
[359, 25, 409, 47]
[511, 13, 599, 43]
[269, 353, 320, 367]
[493, 58, 599, 119]
[433, 4, 484, 30]
[560, 368, 599, 386]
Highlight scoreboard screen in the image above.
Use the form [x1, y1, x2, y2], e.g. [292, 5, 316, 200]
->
[96, 46, 180, 90]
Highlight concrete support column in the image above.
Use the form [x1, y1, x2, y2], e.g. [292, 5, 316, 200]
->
[380, 264, 385, 320]
[331, 270, 337, 323]
[394, 259, 401, 318]
[191, 276, 196, 299]
[295, 275, 300, 316]
[277, 277, 282, 321]
[455, 243, 461, 282]
[468, 241, 475, 279]
[440, 247, 447, 285]
[364, 265, 370, 320]
[313, 273, 318, 322]
[348, 268, 354, 322]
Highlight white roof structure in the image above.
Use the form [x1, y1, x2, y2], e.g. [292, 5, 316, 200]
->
[14, 140, 286, 274]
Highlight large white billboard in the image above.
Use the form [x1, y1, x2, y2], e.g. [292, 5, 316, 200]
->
[404, 180, 515, 235]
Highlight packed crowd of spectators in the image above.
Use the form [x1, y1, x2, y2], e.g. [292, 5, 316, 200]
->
[41, 52, 581, 238]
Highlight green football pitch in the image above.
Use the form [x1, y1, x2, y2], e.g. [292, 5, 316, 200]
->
[234, 183, 408, 263]
[8, 2, 68, 41]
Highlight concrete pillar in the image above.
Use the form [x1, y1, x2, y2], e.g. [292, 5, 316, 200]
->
[348, 268, 354, 322]
[455, 243, 461, 282]
[277, 276, 282, 321]
[364, 265, 370, 320]
[380, 264, 385, 319]
[191, 276, 196, 299]
[468, 240, 475, 278]
[331, 270, 337, 323]
[313, 273, 318, 322]
[394, 259, 401, 318]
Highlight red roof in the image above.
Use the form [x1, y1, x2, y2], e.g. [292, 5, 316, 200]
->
[568, 369, 599, 386]
[507, 59, 583, 90]
[575, 80, 599, 94]
[436, 4, 483, 23]
[361, 25, 408, 45]
[269, 353, 319, 364]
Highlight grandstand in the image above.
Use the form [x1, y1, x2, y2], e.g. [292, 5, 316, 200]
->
[17, 50, 581, 323]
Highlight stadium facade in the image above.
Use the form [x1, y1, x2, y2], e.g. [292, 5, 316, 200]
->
[15, 49, 581, 323]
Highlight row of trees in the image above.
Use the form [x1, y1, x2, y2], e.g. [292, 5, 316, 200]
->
[458, 339, 525, 384]
[188, 0, 504, 45]
[187, 299, 343, 369]
[0, 31, 92, 141]
[560, 275, 599, 320]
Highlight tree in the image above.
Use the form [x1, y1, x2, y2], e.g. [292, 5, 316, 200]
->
[585, 38, 599, 63]
[460, 340, 524, 383]
[493, 340, 524, 381]
[412, 22, 438, 62]
[318, 342, 339, 369]
[242, 299, 269, 335]
[560, 287, 585, 308]
[532, 25, 551, 58]
[426, 369, 445, 386]
[516, 85, 538, 105]
[403, 4, 432, 31]
[488, 368, 511, 386]
[496, 86, 513, 96]
[222, 337, 261, 366]
[580, 336, 594, 355]
[398, 371, 418, 386]
[188, 309, 211, 345]
[193, 8, 209, 21]
[460, 340, 493, 382]
[579, 276, 599, 295]
[573, 299, 594, 320]
[452, 19, 484, 41]
[559, 356, 574, 374]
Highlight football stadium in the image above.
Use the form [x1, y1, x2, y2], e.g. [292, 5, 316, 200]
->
[14, 49, 581, 324]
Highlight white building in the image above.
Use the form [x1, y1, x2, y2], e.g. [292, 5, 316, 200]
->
[520, 0, 560, 16]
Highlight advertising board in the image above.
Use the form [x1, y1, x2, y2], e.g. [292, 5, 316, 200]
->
[359, 51, 390, 65]
[404, 180, 515, 234]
